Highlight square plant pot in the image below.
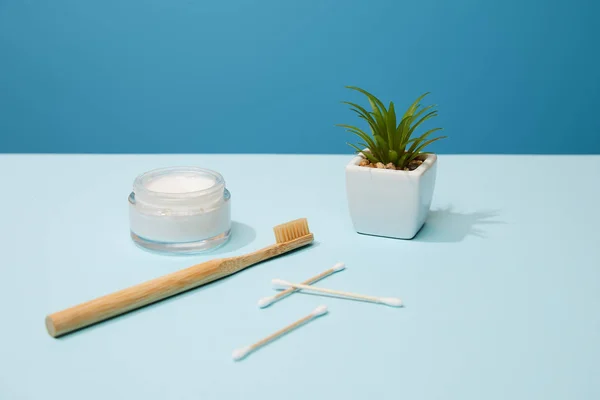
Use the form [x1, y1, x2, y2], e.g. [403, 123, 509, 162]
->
[345, 152, 438, 239]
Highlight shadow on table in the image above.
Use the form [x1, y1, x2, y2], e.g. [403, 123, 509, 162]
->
[208, 221, 257, 255]
[414, 206, 504, 243]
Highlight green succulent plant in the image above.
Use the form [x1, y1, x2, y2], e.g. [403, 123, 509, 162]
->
[337, 86, 446, 170]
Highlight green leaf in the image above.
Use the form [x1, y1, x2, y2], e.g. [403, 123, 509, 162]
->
[344, 86, 392, 135]
[359, 115, 379, 135]
[348, 107, 380, 135]
[411, 104, 436, 122]
[346, 86, 387, 117]
[346, 107, 382, 136]
[338, 127, 376, 152]
[336, 124, 370, 135]
[337, 124, 383, 160]
[407, 111, 438, 139]
[409, 136, 447, 158]
[367, 97, 380, 115]
[374, 134, 389, 149]
[374, 135, 390, 163]
[336, 124, 375, 145]
[386, 102, 396, 150]
[388, 149, 399, 164]
[396, 115, 413, 151]
[345, 86, 389, 135]
[406, 128, 444, 154]
[354, 142, 373, 155]
[370, 111, 387, 136]
[347, 143, 378, 163]
[343, 101, 377, 127]
[402, 92, 430, 120]
[396, 152, 410, 169]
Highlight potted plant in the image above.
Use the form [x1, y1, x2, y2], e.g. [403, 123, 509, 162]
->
[338, 86, 446, 239]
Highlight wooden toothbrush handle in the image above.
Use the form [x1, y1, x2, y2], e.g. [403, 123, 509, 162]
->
[45, 234, 314, 338]
[46, 257, 240, 338]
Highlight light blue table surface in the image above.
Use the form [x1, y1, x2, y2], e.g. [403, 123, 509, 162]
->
[0, 154, 599, 400]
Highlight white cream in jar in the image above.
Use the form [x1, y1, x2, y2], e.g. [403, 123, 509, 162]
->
[128, 167, 231, 254]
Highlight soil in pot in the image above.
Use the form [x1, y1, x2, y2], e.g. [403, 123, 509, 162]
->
[358, 157, 424, 171]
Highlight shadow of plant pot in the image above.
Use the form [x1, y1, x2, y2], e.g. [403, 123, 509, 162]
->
[414, 206, 504, 243]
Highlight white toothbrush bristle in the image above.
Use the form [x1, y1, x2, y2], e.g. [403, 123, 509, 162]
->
[312, 305, 328, 317]
[380, 297, 403, 307]
[332, 262, 346, 272]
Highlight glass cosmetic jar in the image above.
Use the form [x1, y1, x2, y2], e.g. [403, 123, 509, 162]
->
[128, 166, 231, 254]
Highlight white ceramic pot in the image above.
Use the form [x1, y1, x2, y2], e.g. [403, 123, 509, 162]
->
[345, 152, 438, 239]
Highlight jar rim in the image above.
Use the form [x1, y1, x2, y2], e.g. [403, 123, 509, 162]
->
[133, 166, 225, 201]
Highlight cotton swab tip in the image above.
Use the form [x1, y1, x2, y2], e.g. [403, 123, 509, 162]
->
[332, 262, 346, 272]
[311, 305, 328, 317]
[271, 278, 291, 290]
[232, 346, 251, 361]
[257, 296, 275, 308]
[380, 297, 403, 307]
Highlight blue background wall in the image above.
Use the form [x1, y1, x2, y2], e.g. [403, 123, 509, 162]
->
[1, 0, 599, 154]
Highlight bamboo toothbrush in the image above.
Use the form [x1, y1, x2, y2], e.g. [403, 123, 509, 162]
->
[45, 218, 314, 338]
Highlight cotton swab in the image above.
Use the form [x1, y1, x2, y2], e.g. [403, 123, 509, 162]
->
[271, 279, 403, 307]
[257, 262, 346, 308]
[232, 305, 328, 361]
